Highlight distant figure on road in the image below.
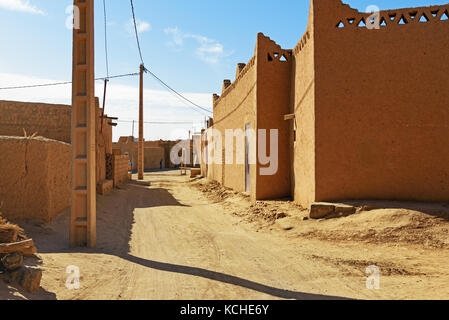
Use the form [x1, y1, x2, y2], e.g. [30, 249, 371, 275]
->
[160, 159, 163, 170]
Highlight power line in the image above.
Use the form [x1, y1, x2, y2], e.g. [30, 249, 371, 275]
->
[3, 2, 213, 119]
[0, 72, 140, 91]
[0, 80, 73, 91]
[127, 0, 211, 116]
[117, 120, 196, 125]
[129, 0, 144, 66]
[103, 0, 110, 78]
[100, 72, 140, 80]
[144, 67, 213, 115]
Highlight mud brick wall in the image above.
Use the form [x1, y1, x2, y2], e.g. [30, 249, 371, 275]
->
[312, 0, 449, 204]
[291, 2, 315, 207]
[211, 54, 257, 198]
[113, 138, 177, 171]
[211, 33, 292, 201]
[113, 155, 129, 187]
[0, 100, 71, 143]
[144, 147, 165, 169]
[210, 0, 449, 207]
[0, 136, 70, 222]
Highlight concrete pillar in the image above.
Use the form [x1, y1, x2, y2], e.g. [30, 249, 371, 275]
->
[138, 64, 144, 180]
[70, 0, 96, 248]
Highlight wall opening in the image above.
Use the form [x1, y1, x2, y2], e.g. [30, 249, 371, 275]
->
[420, 13, 429, 23]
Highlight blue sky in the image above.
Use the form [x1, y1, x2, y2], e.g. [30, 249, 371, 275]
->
[0, 0, 447, 140]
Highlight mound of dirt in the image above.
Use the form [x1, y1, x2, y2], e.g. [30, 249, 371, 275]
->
[191, 179, 449, 249]
[193, 179, 304, 224]
[195, 181, 237, 202]
[296, 208, 449, 249]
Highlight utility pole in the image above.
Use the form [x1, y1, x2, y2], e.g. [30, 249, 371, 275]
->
[138, 64, 144, 180]
[70, 0, 96, 248]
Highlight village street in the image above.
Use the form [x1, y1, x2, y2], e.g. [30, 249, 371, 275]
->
[1, 170, 448, 300]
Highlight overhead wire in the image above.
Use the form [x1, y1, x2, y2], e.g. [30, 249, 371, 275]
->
[103, 0, 110, 79]
[129, 0, 145, 66]
[128, 0, 212, 116]
[117, 120, 197, 125]
[2, 1, 213, 126]
[0, 73, 140, 91]
[101, 0, 110, 132]
[144, 67, 213, 115]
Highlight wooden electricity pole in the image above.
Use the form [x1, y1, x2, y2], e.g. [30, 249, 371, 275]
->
[70, 0, 96, 248]
[138, 64, 144, 180]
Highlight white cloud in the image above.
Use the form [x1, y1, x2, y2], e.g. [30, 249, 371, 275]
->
[164, 27, 229, 64]
[126, 18, 151, 34]
[197, 43, 224, 64]
[0, 73, 211, 141]
[0, 0, 45, 15]
[164, 27, 184, 46]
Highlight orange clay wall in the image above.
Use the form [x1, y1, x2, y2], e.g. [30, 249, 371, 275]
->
[0, 136, 70, 222]
[291, 2, 316, 208]
[255, 33, 292, 200]
[0, 100, 71, 143]
[96, 100, 113, 183]
[313, 0, 449, 203]
[113, 138, 169, 171]
[211, 55, 258, 198]
[113, 155, 129, 187]
[144, 147, 165, 169]
[211, 34, 294, 201]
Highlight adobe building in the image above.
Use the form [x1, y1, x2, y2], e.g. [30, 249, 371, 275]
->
[0, 98, 128, 221]
[113, 137, 180, 172]
[208, 34, 292, 201]
[0, 100, 71, 143]
[0, 136, 70, 222]
[207, 0, 449, 208]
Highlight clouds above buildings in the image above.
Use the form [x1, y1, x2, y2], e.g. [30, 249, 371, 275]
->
[0, 0, 45, 15]
[164, 27, 231, 64]
[126, 18, 151, 34]
[0, 72, 211, 141]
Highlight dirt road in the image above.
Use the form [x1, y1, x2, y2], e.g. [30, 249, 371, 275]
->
[1, 170, 448, 300]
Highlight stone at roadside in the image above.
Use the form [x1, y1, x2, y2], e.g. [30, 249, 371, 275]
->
[334, 204, 357, 216]
[8, 265, 42, 293]
[275, 218, 294, 231]
[310, 203, 356, 219]
[310, 203, 335, 219]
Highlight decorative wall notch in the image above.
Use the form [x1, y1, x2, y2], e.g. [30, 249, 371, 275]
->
[236, 63, 246, 79]
[222, 80, 231, 93]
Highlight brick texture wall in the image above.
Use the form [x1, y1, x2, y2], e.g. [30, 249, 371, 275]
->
[113, 155, 129, 187]
[0, 100, 71, 143]
[0, 136, 70, 222]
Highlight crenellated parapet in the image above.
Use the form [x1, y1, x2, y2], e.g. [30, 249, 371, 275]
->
[293, 30, 311, 56]
[325, 0, 449, 30]
[222, 80, 232, 93]
[236, 63, 246, 79]
[257, 33, 293, 63]
[214, 55, 256, 105]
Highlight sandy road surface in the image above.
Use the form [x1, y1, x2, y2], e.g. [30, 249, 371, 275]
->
[1, 170, 448, 300]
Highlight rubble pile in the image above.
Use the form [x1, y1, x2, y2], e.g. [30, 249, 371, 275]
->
[0, 214, 42, 293]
